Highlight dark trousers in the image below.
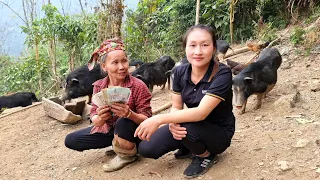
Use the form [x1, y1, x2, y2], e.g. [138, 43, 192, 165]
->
[138, 121, 232, 159]
[65, 118, 139, 151]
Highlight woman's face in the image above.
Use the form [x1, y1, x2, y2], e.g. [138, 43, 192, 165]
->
[101, 50, 129, 80]
[185, 29, 216, 67]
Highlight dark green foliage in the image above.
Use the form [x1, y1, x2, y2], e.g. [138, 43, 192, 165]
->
[0, 47, 50, 97]
[290, 27, 306, 46]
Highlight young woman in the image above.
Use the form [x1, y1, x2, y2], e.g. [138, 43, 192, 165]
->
[65, 38, 152, 172]
[135, 24, 235, 178]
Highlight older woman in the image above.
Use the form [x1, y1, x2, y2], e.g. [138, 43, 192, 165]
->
[64, 38, 152, 172]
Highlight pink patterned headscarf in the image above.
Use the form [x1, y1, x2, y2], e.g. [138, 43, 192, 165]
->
[88, 37, 125, 70]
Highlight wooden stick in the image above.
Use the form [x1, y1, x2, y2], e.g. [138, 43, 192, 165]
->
[224, 46, 250, 58]
[152, 102, 172, 115]
[244, 52, 259, 66]
[0, 102, 42, 119]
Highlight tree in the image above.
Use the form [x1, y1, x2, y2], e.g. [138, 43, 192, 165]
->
[229, 0, 239, 43]
[97, 0, 124, 42]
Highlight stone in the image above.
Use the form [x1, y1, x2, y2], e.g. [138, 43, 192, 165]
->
[310, 83, 320, 92]
[294, 139, 309, 148]
[274, 91, 301, 109]
[277, 161, 292, 171]
[255, 116, 263, 121]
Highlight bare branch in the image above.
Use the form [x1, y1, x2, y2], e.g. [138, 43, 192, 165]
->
[0, 0, 28, 26]
[79, 0, 86, 17]
[59, 0, 66, 16]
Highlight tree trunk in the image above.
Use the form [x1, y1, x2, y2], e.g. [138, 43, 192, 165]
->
[49, 39, 59, 91]
[35, 36, 43, 92]
[229, 0, 238, 44]
[69, 46, 76, 71]
[97, 0, 124, 42]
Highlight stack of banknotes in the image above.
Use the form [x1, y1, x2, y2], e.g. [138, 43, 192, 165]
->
[92, 86, 131, 107]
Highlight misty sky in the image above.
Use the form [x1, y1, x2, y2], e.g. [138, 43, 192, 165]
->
[0, 0, 138, 56]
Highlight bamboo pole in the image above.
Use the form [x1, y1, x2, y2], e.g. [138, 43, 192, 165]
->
[224, 46, 250, 58]
[195, 0, 200, 25]
[152, 102, 172, 115]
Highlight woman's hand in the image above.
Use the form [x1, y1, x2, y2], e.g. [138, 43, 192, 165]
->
[110, 103, 130, 117]
[92, 105, 112, 126]
[134, 116, 161, 141]
[169, 123, 187, 140]
[97, 105, 112, 121]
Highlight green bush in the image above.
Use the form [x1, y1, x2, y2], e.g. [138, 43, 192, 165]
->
[290, 27, 306, 46]
[254, 22, 277, 42]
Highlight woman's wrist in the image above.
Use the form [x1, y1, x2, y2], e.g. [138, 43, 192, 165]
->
[125, 109, 132, 118]
[92, 114, 106, 126]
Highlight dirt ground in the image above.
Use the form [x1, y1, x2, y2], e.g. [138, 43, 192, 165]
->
[1, 32, 320, 180]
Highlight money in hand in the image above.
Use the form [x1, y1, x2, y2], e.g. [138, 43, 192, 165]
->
[103, 86, 131, 104]
[92, 86, 131, 107]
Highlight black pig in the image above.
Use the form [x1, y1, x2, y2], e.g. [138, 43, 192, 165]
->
[0, 92, 39, 109]
[129, 59, 144, 68]
[131, 62, 167, 93]
[216, 40, 233, 61]
[155, 56, 175, 89]
[232, 48, 282, 114]
[63, 64, 106, 102]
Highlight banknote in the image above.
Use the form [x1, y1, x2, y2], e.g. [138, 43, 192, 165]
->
[103, 86, 131, 104]
[92, 86, 131, 107]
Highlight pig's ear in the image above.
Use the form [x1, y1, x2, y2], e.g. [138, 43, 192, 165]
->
[136, 75, 146, 81]
[71, 78, 79, 84]
[244, 77, 253, 84]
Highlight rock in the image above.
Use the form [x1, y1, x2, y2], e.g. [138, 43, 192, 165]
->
[310, 82, 320, 92]
[277, 161, 292, 171]
[295, 118, 314, 124]
[254, 116, 263, 121]
[72, 167, 78, 171]
[293, 139, 309, 148]
[274, 91, 301, 109]
[281, 62, 291, 69]
[316, 168, 320, 174]
[279, 48, 290, 56]
[258, 162, 264, 166]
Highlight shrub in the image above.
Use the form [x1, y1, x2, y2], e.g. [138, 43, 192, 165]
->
[290, 27, 306, 46]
